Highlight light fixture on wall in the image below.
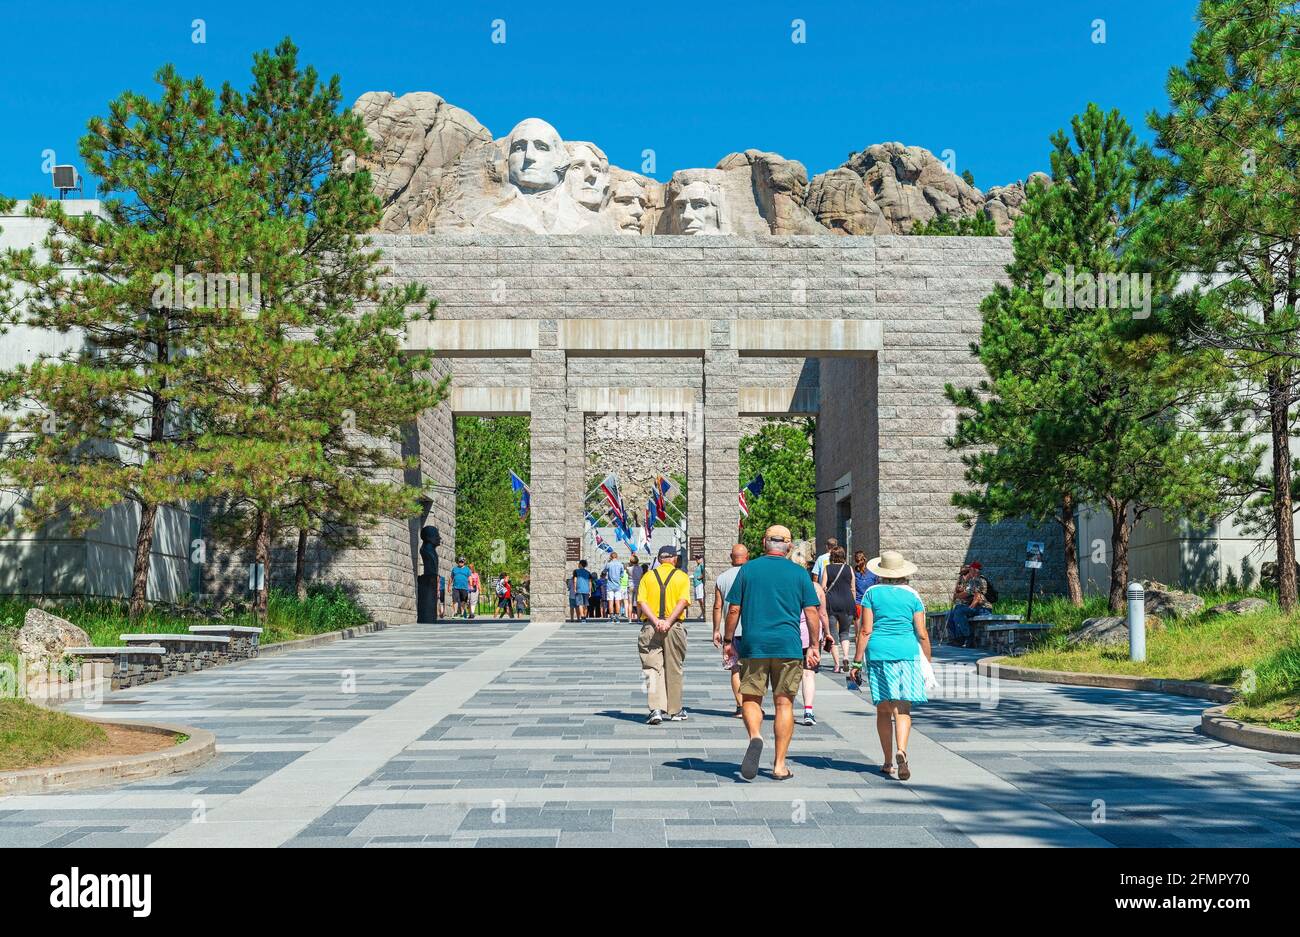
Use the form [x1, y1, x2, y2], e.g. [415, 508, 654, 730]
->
[52, 166, 81, 199]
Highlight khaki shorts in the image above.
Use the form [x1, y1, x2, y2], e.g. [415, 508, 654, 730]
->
[738, 658, 803, 699]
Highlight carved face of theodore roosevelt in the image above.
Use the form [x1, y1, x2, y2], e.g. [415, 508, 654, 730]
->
[608, 179, 647, 233]
[505, 118, 568, 193]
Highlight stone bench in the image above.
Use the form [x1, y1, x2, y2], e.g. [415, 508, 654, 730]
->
[187, 624, 263, 660]
[64, 646, 167, 690]
[974, 619, 1052, 655]
[120, 633, 231, 676]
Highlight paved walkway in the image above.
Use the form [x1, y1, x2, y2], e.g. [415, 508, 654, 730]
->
[2, 618, 1297, 848]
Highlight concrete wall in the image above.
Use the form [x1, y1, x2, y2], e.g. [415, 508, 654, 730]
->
[0, 200, 197, 604]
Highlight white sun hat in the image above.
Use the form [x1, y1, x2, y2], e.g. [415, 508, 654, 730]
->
[866, 550, 918, 579]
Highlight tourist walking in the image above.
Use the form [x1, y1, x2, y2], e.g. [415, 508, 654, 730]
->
[605, 554, 626, 620]
[711, 543, 749, 717]
[467, 565, 480, 619]
[820, 546, 856, 674]
[637, 544, 692, 725]
[571, 559, 592, 621]
[619, 564, 631, 622]
[723, 525, 821, 781]
[691, 557, 706, 620]
[629, 560, 645, 622]
[451, 556, 471, 618]
[496, 572, 513, 618]
[812, 537, 838, 579]
[851, 550, 932, 781]
[792, 542, 829, 726]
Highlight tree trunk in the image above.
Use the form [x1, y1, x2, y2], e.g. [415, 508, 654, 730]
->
[1106, 496, 1131, 613]
[1061, 493, 1083, 607]
[254, 509, 272, 622]
[1267, 366, 1297, 612]
[295, 528, 308, 601]
[128, 501, 160, 619]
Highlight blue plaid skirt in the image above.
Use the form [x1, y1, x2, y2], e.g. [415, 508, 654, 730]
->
[866, 658, 927, 704]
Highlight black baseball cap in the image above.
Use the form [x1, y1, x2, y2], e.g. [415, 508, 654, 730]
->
[657, 545, 678, 560]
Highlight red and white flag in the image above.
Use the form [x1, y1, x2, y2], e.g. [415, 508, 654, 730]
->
[600, 474, 625, 523]
[738, 488, 750, 518]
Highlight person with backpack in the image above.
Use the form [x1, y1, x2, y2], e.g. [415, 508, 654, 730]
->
[946, 561, 994, 647]
[819, 545, 856, 675]
[636, 544, 692, 725]
[496, 572, 513, 618]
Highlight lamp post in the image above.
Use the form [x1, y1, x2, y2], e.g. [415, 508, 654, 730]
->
[1127, 581, 1145, 662]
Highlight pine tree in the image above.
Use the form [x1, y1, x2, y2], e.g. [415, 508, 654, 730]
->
[949, 104, 1246, 611]
[1143, 0, 1300, 610]
[201, 39, 446, 619]
[0, 68, 260, 617]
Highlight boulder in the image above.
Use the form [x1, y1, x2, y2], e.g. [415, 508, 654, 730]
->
[1067, 615, 1165, 647]
[805, 167, 891, 235]
[1207, 597, 1271, 616]
[715, 150, 828, 235]
[352, 90, 493, 233]
[1141, 582, 1205, 620]
[981, 172, 1051, 234]
[15, 608, 91, 664]
[837, 142, 984, 234]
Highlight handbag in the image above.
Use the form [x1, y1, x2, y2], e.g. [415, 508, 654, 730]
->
[918, 655, 939, 694]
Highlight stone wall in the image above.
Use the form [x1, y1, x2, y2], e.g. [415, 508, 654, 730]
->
[372, 233, 1065, 610]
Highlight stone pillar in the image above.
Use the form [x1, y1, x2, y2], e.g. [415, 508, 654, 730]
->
[703, 322, 740, 613]
[565, 401, 587, 557]
[687, 396, 704, 561]
[529, 323, 568, 621]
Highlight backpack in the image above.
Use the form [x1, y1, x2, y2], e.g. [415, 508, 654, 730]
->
[981, 576, 998, 604]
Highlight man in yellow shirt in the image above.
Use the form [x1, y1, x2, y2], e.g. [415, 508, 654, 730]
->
[637, 544, 692, 725]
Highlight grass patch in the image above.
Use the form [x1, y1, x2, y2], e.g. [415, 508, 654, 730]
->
[991, 589, 1300, 732]
[0, 699, 107, 772]
[0, 584, 368, 657]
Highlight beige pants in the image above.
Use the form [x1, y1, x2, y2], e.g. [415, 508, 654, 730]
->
[638, 622, 687, 713]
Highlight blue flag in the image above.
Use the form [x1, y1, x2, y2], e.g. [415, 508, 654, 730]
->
[744, 473, 765, 497]
[509, 470, 530, 518]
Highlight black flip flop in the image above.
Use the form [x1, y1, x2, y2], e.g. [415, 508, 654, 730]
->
[772, 769, 795, 781]
[740, 737, 763, 780]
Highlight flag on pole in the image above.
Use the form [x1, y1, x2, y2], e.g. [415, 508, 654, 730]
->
[585, 512, 599, 530]
[509, 470, 530, 518]
[600, 474, 625, 524]
[738, 488, 750, 518]
[744, 473, 765, 497]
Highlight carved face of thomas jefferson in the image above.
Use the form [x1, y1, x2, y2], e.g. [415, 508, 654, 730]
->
[675, 180, 723, 235]
[565, 142, 610, 211]
[505, 118, 568, 193]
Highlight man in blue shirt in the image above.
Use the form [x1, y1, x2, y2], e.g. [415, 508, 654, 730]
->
[450, 556, 472, 619]
[604, 556, 625, 620]
[723, 525, 822, 781]
[571, 560, 593, 621]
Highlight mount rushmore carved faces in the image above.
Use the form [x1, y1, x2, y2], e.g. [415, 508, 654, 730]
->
[506, 117, 569, 193]
[608, 179, 648, 233]
[565, 142, 610, 212]
[674, 180, 725, 235]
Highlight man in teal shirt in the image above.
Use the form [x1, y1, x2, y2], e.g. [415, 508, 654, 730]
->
[723, 525, 822, 781]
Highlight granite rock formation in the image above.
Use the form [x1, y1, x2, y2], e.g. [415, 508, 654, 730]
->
[353, 90, 1045, 236]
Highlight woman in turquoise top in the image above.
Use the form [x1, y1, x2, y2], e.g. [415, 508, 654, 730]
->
[851, 550, 932, 781]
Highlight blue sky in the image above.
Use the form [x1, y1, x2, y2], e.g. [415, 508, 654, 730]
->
[0, 0, 1201, 198]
